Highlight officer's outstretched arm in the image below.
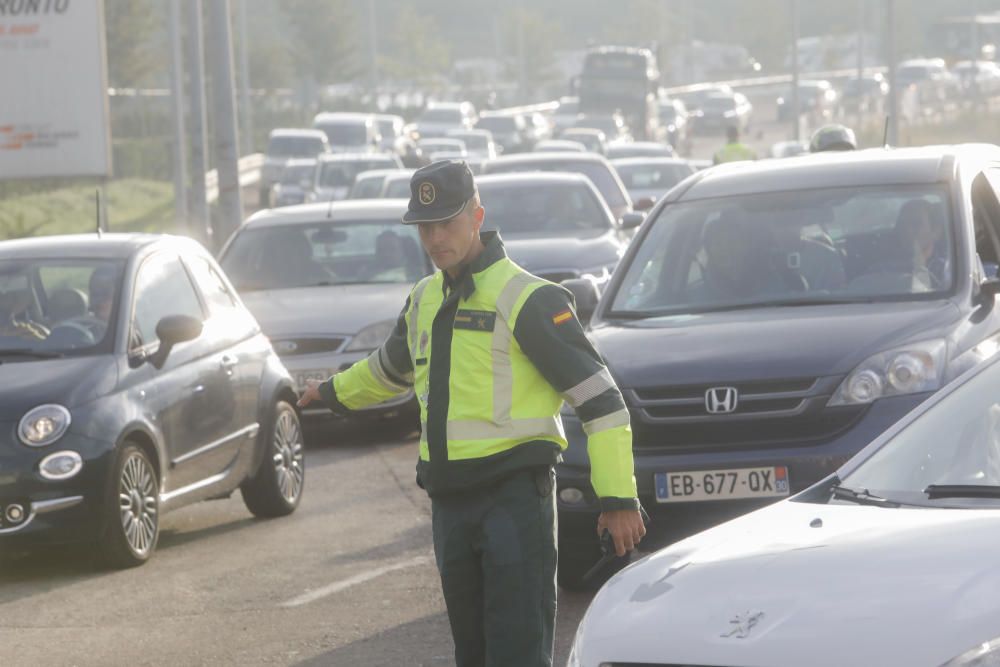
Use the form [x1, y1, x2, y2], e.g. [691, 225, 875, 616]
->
[317, 296, 414, 414]
[513, 284, 638, 511]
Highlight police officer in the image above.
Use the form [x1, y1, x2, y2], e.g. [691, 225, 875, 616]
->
[298, 160, 644, 667]
[809, 123, 858, 152]
[713, 124, 758, 164]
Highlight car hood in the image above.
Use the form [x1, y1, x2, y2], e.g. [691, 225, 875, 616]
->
[0, 355, 117, 420]
[503, 232, 621, 274]
[239, 283, 414, 337]
[592, 300, 960, 386]
[579, 500, 1000, 667]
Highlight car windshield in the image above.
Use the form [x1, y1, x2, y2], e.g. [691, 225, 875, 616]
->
[0, 258, 125, 356]
[220, 221, 427, 290]
[477, 116, 517, 132]
[478, 181, 611, 237]
[280, 164, 315, 185]
[453, 134, 488, 151]
[420, 140, 463, 152]
[840, 358, 1000, 508]
[614, 162, 694, 193]
[609, 184, 954, 317]
[376, 119, 398, 137]
[419, 108, 463, 124]
[350, 174, 386, 199]
[383, 178, 411, 198]
[486, 159, 628, 209]
[318, 159, 396, 188]
[267, 136, 324, 158]
[704, 96, 736, 111]
[317, 122, 367, 145]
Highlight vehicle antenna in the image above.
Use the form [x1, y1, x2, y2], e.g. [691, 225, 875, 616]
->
[882, 116, 891, 149]
[326, 194, 336, 219]
[96, 188, 103, 237]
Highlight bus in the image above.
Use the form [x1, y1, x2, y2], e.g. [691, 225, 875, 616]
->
[576, 46, 661, 141]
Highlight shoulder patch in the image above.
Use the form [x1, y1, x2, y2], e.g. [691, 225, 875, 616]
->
[552, 309, 573, 326]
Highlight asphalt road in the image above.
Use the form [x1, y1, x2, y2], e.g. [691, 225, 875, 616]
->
[0, 420, 591, 667]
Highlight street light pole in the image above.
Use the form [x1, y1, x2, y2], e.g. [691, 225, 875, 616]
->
[886, 0, 899, 145]
[186, 0, 211, 245]
[236, 0, 254, 155]
[167, 0, 188, 233]
[206, 0, 244, 245]
[791, 0, 801, 141]
[368, 0, 379, 109]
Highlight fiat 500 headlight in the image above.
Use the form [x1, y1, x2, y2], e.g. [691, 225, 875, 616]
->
[18, 404, 72, 447]
[941, 636, 1000, 666]
[829, 339, 946, 406]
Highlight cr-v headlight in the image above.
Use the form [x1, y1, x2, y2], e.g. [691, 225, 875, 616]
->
[18, 404, 72, 447]
[829, 339, 946, 406]
[345, 319, 396, 352]
[940, 636, 1000, 666]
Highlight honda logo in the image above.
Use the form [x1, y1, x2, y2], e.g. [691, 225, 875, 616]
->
[705, 387, 739, 414]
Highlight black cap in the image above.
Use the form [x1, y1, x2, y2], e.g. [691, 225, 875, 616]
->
[402, 160, 475, 224]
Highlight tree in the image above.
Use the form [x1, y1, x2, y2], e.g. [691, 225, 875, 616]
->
[502, 7, 564, 100]
[279, 0, 361, 85]
[105, 0, 163, 87]
[380, 6, 452, 89]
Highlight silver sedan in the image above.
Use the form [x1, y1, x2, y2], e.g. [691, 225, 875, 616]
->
[219, 200, 430, 423]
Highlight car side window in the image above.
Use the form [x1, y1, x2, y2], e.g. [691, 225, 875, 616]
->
[185, 255, 239, 315]
[130, 253, 204, 350]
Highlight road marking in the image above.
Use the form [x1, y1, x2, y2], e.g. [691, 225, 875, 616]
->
[280, 555, 434, 608]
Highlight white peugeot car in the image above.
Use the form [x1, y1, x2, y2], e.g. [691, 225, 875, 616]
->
[569, 348, 1000, 667]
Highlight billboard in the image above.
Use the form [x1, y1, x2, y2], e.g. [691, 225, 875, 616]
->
[0, 0, 111, 179]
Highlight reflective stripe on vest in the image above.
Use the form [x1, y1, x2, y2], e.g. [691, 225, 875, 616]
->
[414, 268, 563, 453]
[408, 277, 432, 359]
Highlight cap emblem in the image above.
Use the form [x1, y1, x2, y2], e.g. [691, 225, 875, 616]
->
[419, 182, 436, 205]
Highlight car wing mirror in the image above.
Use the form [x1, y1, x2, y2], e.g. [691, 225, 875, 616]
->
[980, 277, 1000, 303]
[621, 211, 646, 229]
[561, 278, 601, 324]
[633, 197, 655, 212]
[149, 314, 203, 369]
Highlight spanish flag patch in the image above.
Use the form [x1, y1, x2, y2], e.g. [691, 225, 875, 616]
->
[552, 309, 573, 326]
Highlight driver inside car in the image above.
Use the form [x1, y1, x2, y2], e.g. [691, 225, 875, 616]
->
[895, 199, 945, 290]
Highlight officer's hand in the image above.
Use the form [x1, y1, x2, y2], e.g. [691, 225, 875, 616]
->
[297, 380, 322, 408]
[597, 509, 646, 557]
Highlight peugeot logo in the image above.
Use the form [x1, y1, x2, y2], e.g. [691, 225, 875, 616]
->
[705, 386, 738, 414]
[721, 610, 765, 639]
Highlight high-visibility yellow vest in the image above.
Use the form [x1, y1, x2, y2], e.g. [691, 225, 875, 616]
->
[328, 234, 637, 506]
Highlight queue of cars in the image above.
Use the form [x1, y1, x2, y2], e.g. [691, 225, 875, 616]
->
[8, 79, 1000, 667]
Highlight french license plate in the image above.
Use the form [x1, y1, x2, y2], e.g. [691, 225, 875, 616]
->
[295, 370, 331, 392]
[655, 466, 789, 503]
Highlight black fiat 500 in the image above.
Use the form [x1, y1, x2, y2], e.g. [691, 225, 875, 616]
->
[0, 233, 304, 567]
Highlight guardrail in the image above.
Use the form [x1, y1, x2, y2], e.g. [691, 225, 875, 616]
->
[661, 66, 890, 96]
[205, 153, 263, 204]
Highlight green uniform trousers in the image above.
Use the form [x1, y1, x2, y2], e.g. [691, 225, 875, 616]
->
[431, 466, 557, 667]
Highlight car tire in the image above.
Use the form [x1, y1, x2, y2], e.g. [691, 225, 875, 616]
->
[241, 401, 305, 518]
[557, 520, 629, 591]
[98, 443, 160, 569]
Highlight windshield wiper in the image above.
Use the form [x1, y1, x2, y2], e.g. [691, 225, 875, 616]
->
[609, 297, 878, 320]
[0, 348, 64, 359]
[924, 484, 1000, 500]
[830, 485, 900, 508]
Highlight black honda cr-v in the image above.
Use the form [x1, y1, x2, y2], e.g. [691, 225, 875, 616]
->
[558, 144, 1000, 588]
